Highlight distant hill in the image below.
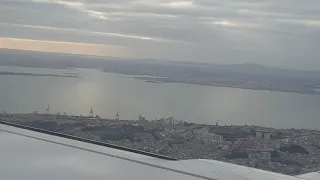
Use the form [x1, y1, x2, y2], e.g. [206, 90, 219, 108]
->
[1, 49, 320, 78]
[2, 49, 320, 95]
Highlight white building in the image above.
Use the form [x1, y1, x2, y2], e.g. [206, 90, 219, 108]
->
[214, 135, 223, 143]
[264, 132, 271, 140]
[281, 138, 289, 144]
[138, 114, 147, 125]
[260, 152, 271, 160]
[248, 153, 260, 160]
[163, 117, 180, 125]
[256, 131, 272, 140]
[248, 151, 271, 161]
[256, 131, 263, 140]
[194, 127, 216, 141]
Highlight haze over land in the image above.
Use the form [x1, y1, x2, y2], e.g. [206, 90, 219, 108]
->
[1, 49, 320, 95]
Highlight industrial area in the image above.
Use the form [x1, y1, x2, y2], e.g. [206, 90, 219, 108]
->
[1, 106, 320, 175]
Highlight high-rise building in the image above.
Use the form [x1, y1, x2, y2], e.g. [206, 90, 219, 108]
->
[256, 131, 263, 140]
[138, 114, 147, 125]
[214, 135, 223, 142]
[264, 132, 271, 140]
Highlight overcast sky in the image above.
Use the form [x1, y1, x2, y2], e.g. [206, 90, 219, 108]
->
[0, 0, 320, 69]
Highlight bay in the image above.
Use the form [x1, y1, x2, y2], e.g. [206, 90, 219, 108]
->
[0, 65, 319, 130]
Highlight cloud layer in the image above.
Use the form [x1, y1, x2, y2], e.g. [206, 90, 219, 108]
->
[1, 0, 320, 69]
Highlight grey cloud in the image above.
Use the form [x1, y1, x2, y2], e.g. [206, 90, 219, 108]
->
[0, 0, 88, 27]
[1, 0, 320, 69]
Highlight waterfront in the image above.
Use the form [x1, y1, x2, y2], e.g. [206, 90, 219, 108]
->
[0, 66, 320, 129]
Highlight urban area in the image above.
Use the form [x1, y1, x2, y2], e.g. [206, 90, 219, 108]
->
[1, 107, 320, 175]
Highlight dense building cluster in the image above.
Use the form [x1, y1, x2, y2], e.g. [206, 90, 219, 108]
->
[1, 113, 320, 175]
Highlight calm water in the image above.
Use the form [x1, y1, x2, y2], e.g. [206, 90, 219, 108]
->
[0, 66, 319, 130]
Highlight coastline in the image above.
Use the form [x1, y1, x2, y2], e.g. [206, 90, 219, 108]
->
[0, 71, 81, 78]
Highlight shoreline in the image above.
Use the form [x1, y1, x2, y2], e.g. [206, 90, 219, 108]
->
[0, 71, 81, 78]
[0, 65, 318, 96]
[130, 75, 320, 96]
[3, 112, 319, 131]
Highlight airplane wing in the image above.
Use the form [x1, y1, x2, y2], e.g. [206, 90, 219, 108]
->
[296, 172, 320, 180]
[0, 121, 316, 180]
